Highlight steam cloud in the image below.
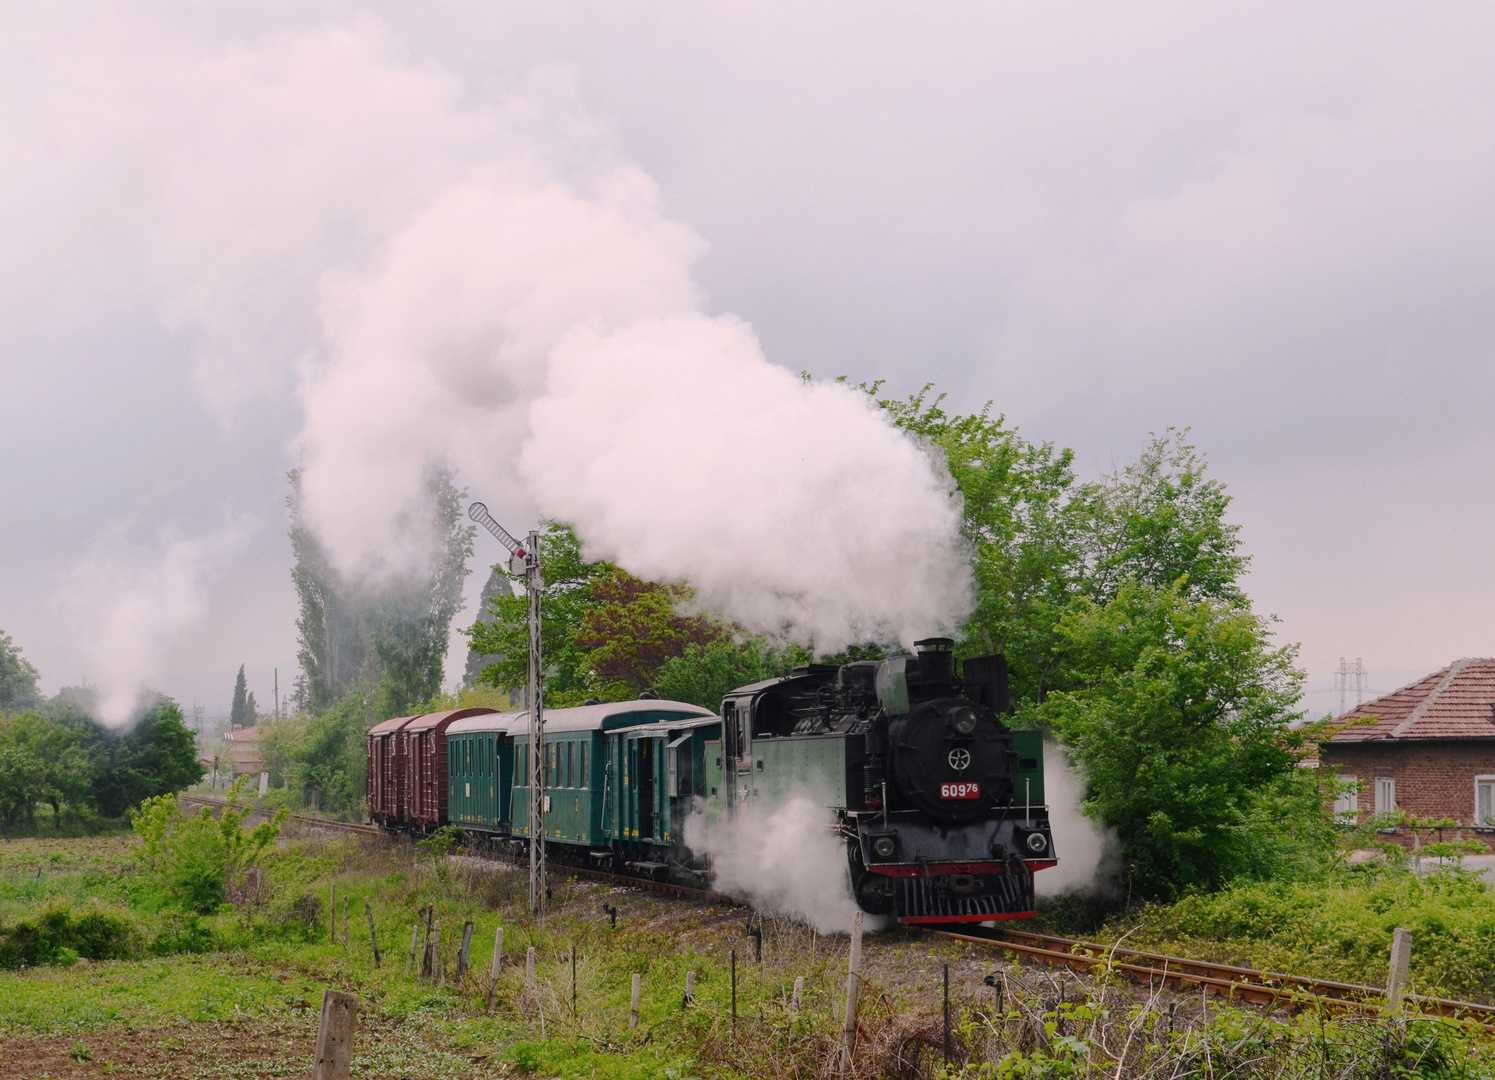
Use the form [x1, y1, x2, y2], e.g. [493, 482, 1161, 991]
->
[2, 13, 973, 649]
[298, 104, 974, 644]
[684, 795, 872, 934]
[1034, 738, 1120, 898]
[61, 521, 250, 725]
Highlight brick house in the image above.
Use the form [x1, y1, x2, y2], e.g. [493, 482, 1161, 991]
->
[1320, 657, 1495, 839]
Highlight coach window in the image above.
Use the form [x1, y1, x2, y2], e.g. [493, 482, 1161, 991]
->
[580, 744, 588, 788]
[1477, 776, 1495, 826]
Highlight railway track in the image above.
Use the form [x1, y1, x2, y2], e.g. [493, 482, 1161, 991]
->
[178, 793, 1495, 1024]
[948, 927, 1495, 1025]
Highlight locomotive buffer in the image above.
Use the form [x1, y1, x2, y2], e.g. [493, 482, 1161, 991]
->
[468, 501, 547, 915]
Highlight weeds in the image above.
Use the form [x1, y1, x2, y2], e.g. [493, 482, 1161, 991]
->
[3, 831, 1495, 1079]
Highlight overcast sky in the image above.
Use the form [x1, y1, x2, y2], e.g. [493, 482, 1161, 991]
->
[3, 2, 1493, 719]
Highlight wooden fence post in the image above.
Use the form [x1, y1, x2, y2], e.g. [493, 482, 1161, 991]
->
[456, 921, 474, 985]
[842, 911, 864, 1067]
[1387, 927, 1413, 1010]
[684, 970, 696, 1008]
[313, 989, 357, 1080]
[630, 973, 641, 1029]
[419, 907, 433, 979]
[525, 945, 536, 990]
[364, 899, 380, 969]
[486, 927, 504, 1014]
[329, 884, 337, 945]
[792, 976, 804, 1013]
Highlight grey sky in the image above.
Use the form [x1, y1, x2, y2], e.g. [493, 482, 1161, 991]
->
[3, 3, 1492, 718]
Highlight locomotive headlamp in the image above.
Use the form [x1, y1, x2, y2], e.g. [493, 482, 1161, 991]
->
[949, 706, 979, 736]
[872, 836, 896, 858]
[1024, 831, 1048, 854]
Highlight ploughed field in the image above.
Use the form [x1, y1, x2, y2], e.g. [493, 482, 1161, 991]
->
[2, 833, 1493, 1080]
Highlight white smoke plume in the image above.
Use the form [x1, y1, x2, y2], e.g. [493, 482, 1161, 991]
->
[1034, 738, 1121, 898]
[684, 795, 873, 934]
[297, 118, 973, 643]
[60, 520, 251, 725]
[0, 12, 974, 647]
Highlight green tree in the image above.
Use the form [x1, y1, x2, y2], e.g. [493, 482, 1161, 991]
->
[132, 778, 286, 914]
[93, 700, 205, 818]
[0, 711, 92, 828]
[0, 742, 46, 827]
[575, 570, 724, 696]
[288, 691, 371, 816]
[1080, 428, 1248, 606]
[288, 464, 474, 716]
[466, 524, 611, 704]
[1037, 578, 1311, 898]
[462, 567, 514, 687]
[878, 385, 1088, 703]
[0, 629, 40, 710]
[655, 638, 807, 713]
[229, 665, 249, 729]
[468, 525, 735, 705]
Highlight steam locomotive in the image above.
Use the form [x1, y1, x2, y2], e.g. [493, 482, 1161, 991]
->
[367, 638, 1054, 924]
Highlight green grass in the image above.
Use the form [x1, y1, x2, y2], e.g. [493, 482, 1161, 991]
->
[5, 831, 1495, 1078]
[1078, 865, 1495, 1002]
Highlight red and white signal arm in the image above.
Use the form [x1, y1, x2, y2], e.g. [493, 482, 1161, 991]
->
[940, 781, 981, 799]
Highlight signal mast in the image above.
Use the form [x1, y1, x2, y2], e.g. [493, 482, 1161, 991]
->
[468, 501, 546, 915]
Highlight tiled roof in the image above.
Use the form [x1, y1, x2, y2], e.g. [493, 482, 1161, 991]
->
[1327, 657, 1495, 742]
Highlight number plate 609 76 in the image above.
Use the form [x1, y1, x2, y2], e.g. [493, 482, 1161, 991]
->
[940, 782, 980, 799]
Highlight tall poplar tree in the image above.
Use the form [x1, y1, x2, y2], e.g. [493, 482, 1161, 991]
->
[229, 665, 249, 729]
[288, 464, 474, 716]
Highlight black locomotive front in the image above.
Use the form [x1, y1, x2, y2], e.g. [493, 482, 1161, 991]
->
[830, 639, 1054, 922]
[737, 637, 1055, 923]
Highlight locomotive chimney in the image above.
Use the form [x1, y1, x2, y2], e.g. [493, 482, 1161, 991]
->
[913, 637, 955, 681]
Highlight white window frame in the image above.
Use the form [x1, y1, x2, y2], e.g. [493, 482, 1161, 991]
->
[1375, 776, 1397, 815]
[1475, 775, 1495, 827]
[1332, 774, 1360, 823]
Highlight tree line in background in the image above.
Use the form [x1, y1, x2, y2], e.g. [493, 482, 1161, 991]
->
[0, 636, 203, 831]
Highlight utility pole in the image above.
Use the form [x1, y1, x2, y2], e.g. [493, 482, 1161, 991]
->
[468, 502, 546, 915]
[274, 668, 280, 719]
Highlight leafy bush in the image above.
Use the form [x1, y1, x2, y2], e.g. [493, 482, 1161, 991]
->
[131, 779, 286, 914]
[0, 907, 140, 968]
[150, 913, 216, 955]
[1109, 866, 1495, 1000]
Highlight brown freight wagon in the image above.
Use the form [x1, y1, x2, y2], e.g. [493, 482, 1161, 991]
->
[400, 708, 501, 832]
[367, 713, 425, 827]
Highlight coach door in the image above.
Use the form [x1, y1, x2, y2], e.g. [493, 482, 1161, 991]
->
[722, 699, 753, 812]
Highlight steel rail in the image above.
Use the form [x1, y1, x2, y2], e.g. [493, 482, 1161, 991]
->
[939, 927, 1495, 1024]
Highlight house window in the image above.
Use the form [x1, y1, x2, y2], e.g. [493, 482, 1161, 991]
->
[1375, 777, 1397, 815]
[1477, 777, 1495, 826]
[1332, 775, 1359, 822]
